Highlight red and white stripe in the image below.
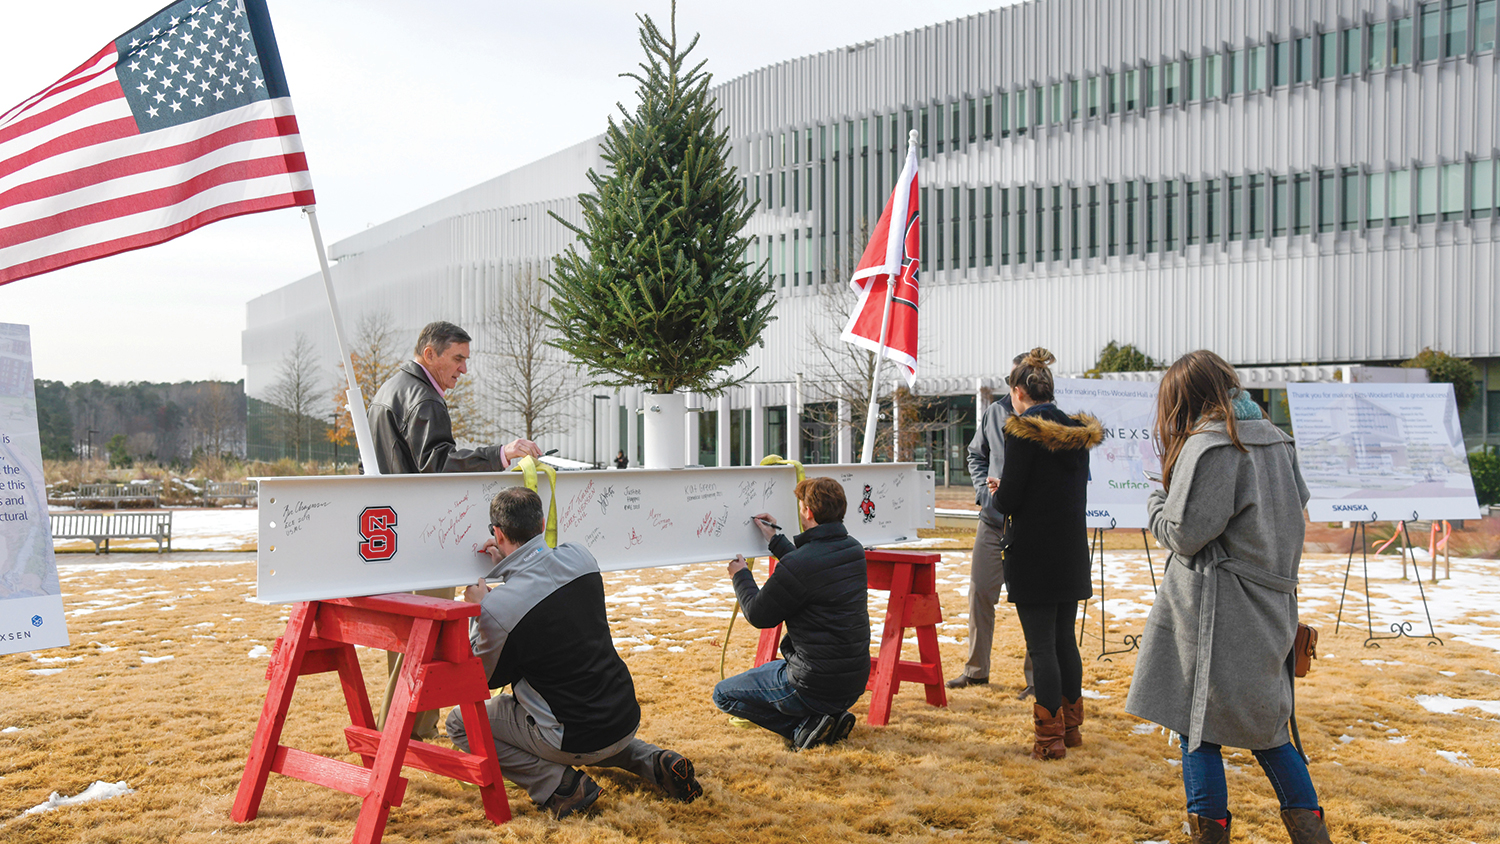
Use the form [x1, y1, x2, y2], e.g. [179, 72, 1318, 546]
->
[0, 44, 314, 286]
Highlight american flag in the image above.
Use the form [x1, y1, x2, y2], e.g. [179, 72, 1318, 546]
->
[0, 0, 314, 287]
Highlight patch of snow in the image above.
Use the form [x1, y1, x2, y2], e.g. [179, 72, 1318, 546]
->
[1439, 670, 1457, 677]
[1080, 689, 1110, 700]
[92, 642, 118, 653]
[140, 655, 174, 664]
[2, 727, 20, 733]
[1132, 723, 1158, 735]
[1388, 736, 1408, 744]
[27, 669, 65, 676]
[631, 644, 654, 652]
[667, 646, 685, 653]
[1436, 750, 1475, 767]
[1361, 659, 1403, 666]
[31, 655, 83, 664]
[19, 780, 134, 817]
[1414, 695, 1500, 717]
[247, 645, 269, 658]
[1338, 735, 1355, 743]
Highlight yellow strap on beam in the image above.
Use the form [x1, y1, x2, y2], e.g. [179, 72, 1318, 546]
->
[510, 456, 558, 547]
[759, 454, 806, 531]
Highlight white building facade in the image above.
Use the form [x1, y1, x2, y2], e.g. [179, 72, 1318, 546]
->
[244, 0, 1500, 476]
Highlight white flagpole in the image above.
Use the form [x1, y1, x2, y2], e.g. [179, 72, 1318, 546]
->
[305, 206, 381, 475]
[860, 129, 920, 463]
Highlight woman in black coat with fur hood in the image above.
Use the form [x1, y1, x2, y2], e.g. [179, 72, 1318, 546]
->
[984, 348, 1103, 760]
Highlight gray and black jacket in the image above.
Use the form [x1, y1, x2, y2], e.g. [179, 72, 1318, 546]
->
[734, 522, 870, 712]
[366, 360, 503, 474]
[471, 536, 641, 753]
[967, 395, 1013, 506]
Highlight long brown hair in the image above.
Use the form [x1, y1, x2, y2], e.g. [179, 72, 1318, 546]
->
[1154, 350, 1247, 490]
[1008, 347, 1057, 403]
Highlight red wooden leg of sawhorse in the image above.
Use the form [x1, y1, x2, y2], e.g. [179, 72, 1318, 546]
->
[751, 550, 947, 726]
[232, 594, 510, 844]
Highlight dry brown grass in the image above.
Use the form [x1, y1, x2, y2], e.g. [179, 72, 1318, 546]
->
[2, 552, 1497, 843]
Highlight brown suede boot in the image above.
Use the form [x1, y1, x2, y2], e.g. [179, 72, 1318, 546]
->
[1187, 812, 1231, 843]
[1280, 808, 1332, 844]
[1061, 696, 1084, 747]
[1030, 704, 1067, 760]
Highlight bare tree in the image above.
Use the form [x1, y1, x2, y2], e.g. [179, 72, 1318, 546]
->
[268, 331, 324, 461]
[329, 311, 404, 447]
[198, 380, 239, 458]
[445, 376, 484, 444]
[484, 264, 572, 441]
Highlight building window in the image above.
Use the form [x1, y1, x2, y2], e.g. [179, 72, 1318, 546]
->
[1393, 16, 1415, 64]
[1033, 85, 1044, 126]
[1227, 49, 1243, 94]
[1016, 187, 1027, 264]
[1070, 187, 1081, 259]
[1367, 171, 1387, 227]
[1368, 23, 1388, 70]
[998, 92, 1010, 137]
[1206, 54, 1222, 97]
[983, 186, 994, 265]
[1417, 164, 1439, 222]
[1472, 159, 1495, 217]
[1034, 186, 1045, 263]
[1051, 185, 1063, 262]
[1421, 3, 1443, 60]
[1145, 181, 1159, 252]
[1087, 75, 1100, 116]
[1000, 187, 1011, 265]
[1107, 72, 1120, 113]
[950, 102, 961, 149]
[1390, 168, 1412, 225]
[778, 234, 787, 287]
[1124, 69, 1139, 110]
[1087, 185, 1100, 258]
[1319, 32, 1337, 77]
[1050, 83, 1063, 124]
[1252, 45, 1270, 90]
[1226, 176, 1243, 240]
[966, 98, 976, 144]
[1272, 176, 1289, 236]
[1441, 162, 1466, 220]
[1165, 61, 1181, 105]
[1480, 0, 1498, 51]
[1186, 181, 1201, 245]
[1341, 167, 1361, 230]
[1273, 40, 1290, 86]
[1294, 173, 1312, 234]
[1206, 179, 1218, 242]
[1069, 79, 1081, 120]
[1125, 181, 1139, 254]
[792, 229, 800, 286]
[1342, 26, 1363, 74]
[1145, 64, 1159, 108]
[934, 188, 945, 269]
[919, 186, 929, 265]
[919, 108, 929, 156]
[1106, 182, 1119, 256]
[1447, 1, 1471, 58]
[1318, 170, 1337, 232]
[1165, 180, 1179, 251]
[954, 186, 964, 268]
[1249, 175, 1266, 239]
[1295, 36, 1314, 82]
[983, 96, 993, 140]
[805, 128, 814, 163]
[1015, 89, 1028, 134]
[1187, 57, 1202, 100]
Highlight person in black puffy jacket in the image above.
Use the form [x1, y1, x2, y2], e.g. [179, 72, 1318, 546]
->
[713, 476, 870, 750]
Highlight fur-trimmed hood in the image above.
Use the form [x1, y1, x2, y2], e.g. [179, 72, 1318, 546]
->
[1003, 410, 1105, 452]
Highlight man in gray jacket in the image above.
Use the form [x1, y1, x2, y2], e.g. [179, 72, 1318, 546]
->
[949, 357, 1033, 696]
[447, 488, 702, 818]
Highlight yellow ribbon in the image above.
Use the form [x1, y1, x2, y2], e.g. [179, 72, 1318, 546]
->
[509, 455, 558, 547]
[759, 454, 806, 531]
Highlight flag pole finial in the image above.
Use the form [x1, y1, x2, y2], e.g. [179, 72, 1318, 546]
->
[908, 129, 919, 148]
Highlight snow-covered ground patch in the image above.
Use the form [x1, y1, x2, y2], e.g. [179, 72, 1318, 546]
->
[51, 508, 258, 552]
[1414, 695, 1500, 718]
[17, 780, 134, 818]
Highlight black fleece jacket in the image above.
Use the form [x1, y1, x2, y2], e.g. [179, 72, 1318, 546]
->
[733, 522, 870, 711]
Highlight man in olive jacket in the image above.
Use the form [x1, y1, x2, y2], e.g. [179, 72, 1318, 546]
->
[713, 477, 870, 749]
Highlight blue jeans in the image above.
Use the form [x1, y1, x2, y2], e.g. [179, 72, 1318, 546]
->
[1180, 736, 1320, 819]
[713, 660, 832, 741]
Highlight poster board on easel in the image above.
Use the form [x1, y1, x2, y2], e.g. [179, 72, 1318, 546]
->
[1053, 378, 1161, 529]
[1286, 382, 1481, 523]
[0, 323, 69, 655]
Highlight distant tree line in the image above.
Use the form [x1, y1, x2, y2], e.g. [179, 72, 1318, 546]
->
[33, 379, 247, 467]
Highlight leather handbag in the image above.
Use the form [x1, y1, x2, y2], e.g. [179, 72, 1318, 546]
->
[1293, 622, 1318, 678]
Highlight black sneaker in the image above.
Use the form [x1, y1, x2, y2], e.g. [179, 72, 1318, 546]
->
[542, 767, 601, 819]
[825, 711, 856, 746]
[654, 750, 702, 802]
[792, 713, 838, 750]
[945, 674, 989, 689]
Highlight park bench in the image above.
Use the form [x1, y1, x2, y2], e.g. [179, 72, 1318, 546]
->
[50, 511, 173, 553]
[204, 480, 258, 507]
[73, 481, 161, 509]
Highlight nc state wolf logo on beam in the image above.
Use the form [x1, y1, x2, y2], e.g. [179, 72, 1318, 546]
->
[358, 506, 398, 562]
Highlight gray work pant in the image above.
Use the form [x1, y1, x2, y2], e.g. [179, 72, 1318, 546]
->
[446, 695, 662, 804]
[964, 520, 1033, 687]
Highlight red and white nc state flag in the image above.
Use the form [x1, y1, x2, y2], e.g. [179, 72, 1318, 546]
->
[839, 137, 920, 386]
[0, 0, 314, 287]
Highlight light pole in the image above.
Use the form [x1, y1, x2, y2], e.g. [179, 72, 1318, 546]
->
[592, 395, 610, 468]
[86, 428, 99, 462]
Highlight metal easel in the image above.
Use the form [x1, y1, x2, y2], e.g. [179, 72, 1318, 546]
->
[1334, 513, 1443, 648]
[1080, 523, 1158, 661]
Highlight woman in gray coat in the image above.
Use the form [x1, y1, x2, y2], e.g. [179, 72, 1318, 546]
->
[1125, 351, 1331, 844]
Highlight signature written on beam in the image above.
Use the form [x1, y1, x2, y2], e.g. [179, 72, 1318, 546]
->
[421, 492, 474, 549]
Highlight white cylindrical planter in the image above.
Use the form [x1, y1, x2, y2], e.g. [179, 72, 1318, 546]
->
[642, 391, 686, 469]
[684, 392, 700, 467]
[717, 392, 732, 467]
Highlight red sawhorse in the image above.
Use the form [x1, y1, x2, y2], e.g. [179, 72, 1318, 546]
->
[754, 548, 946, 725]
[233, 592, 509, 843]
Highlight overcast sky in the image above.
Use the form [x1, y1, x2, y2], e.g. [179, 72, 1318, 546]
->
[0, 0, 1017, 385]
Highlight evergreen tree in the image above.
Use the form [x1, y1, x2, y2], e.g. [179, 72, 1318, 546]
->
[545, 2, 773, 395]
